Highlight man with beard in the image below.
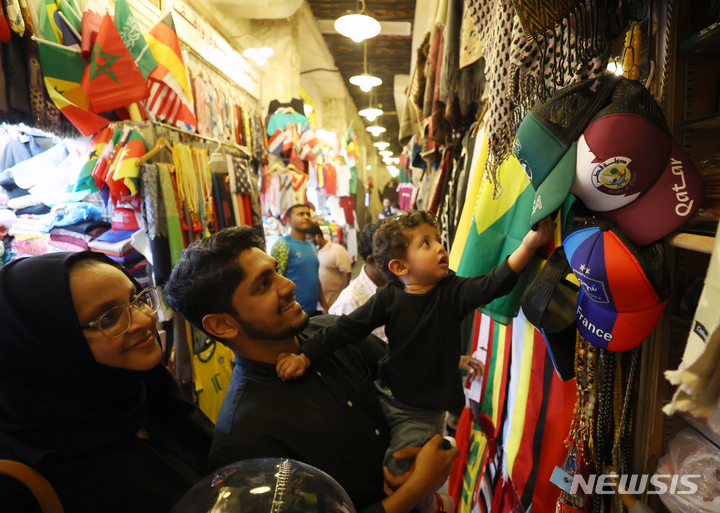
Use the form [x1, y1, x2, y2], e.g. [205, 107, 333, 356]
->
[270, 204, 327, 315]
[165, 227, 458, 513]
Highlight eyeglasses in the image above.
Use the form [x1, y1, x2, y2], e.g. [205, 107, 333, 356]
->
[81, 287, 160, 339]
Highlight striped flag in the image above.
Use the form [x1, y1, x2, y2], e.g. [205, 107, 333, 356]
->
[92, 125, 122, 189]
[111, 129, 147, 197]
[72, 126, 113, 192]
[36, 38, 110, 136]
[142, 11, 197, 131]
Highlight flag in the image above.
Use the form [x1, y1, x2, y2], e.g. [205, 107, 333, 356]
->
[456, 155, 540, 325]
[92, 125, 122, 189]
[36, 38, 110, 136]
[142, 11, 197, 131]
[477, 314, 512, 444]
[111, 129, 147, 196]
[114, 0, 156, 79]
[73, 126, 113, 192]
[80, 0, 112, 60]
[82, 13, 149, 113]
[105, 129, 132, 204]
[57, 12, 81, 50]
[39, 0, 62, 44]
[58, 0, 81, 32]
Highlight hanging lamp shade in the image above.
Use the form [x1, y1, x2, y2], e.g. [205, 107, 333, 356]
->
[334, 14, 381, 43]
[366, 126, 386, 136]
[242, 47, 274, 66]
[374, 142, 390, 150]
[350, 74, 382, 92]
[379, 150, 393, 158]
[359, 107, 383, 121]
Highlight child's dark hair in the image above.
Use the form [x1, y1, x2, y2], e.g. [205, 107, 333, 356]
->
[372, 210, 438, 282]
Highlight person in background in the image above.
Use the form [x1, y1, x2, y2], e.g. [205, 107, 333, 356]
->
[0, 252, 213, 513]
[306, 223, 352, 311]
[271, 204, 327, 315]
[379, 198, 396, 219]
[329, 220, 388, 343]
[164, 227, 458, 513]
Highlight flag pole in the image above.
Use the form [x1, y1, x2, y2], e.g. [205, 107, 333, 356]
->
[127, 103, 142, 121]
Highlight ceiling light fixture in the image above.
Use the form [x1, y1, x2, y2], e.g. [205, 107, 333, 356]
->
[303, 104, 313, 116]
[366, 126, 386, 136]
[350, 40, 382, 92]
[334, 0, 381, 43]
[359, 107, 383, 122]
[379, 150, 393, 157]
[242, 47, 274, 66]
[374, 142, 390, 150]
[387, 166, 399, 177]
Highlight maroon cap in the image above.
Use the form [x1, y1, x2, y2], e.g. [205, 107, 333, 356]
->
[597, 138, 703, 246]
[571, 113, 672, 212]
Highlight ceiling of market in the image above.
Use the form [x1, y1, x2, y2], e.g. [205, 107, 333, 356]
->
[305, 1, 416, 154]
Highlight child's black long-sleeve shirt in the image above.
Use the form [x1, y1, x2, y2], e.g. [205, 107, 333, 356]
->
[302, 261, 520, 412]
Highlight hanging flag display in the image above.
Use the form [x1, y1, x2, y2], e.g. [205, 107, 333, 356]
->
[92, 125, 122, 189]
[80, 0, 112, 60]
[36, 38, 110, 136]
[111, 129, 147, 197]
[73, 127, 113, 192]
[114, 0, 157, 79]
[81, 13, 149, 113]
[142, 10, 197, 131]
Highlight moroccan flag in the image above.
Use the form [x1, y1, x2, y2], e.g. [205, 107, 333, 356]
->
[80, 0, 112, 60]
[92, 125, 122, 189]
[81, 13, 149, 113]
[143, 11, 197, 131]
[111, 129, 147, 196]
[114, 0, 156, 79]
[73, 126, 113, 192]
[36, 38, 109, 136]
[39, 0, 63, 44]
[58, 0, 81, 32]
[456, 155, 540, 325]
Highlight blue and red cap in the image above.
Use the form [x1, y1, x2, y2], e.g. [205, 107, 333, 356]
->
[563, 215, 671, 351]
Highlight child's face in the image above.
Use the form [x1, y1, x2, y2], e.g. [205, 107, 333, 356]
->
[399, 223, 449, 285]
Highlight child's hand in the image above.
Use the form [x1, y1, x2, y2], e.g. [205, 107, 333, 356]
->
[459, 355, 484, 381]
[522, 216, 556, 251]
[276, 352, 311, 381]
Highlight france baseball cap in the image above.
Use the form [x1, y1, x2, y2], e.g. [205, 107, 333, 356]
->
[570, 79, 703, 243]
[96, 207, 141, 243]
[521, 247, 579, 381]
[513, 74, 620, 229]
[563, 211, 671, 351]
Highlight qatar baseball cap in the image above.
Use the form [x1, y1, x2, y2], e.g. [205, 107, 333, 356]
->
[571, 79, 704, 233]
[521, 247, 579, 381]
[563, 211, 671, 351]
[96, 207, 141, 243]
[513, 74, 620, 229]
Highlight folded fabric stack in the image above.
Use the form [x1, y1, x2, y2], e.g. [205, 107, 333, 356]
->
[48, 228, 94, 253]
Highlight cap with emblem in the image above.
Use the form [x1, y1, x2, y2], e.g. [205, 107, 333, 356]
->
[563, 211, 671, 351]
[513, 75, 620, 229]
[570, 79, 703, 245]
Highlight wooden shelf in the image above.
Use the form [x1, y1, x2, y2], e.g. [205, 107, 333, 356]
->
[676, 411, 720, 450]
[679, 21, 720, 55]
[665, 232, 716, 254]
[675, 113, 720, 130]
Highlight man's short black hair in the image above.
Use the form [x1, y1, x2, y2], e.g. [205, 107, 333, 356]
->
[287, 204, 309, 219]
[359, 221, 382, 261]
[165, 227, 266, 337]
[306, 224, 323, 237]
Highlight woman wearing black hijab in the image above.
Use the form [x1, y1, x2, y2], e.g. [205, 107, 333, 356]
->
[0, 252, 214, 512]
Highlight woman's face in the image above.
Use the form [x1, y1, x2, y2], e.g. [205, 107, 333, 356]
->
[70, 261, 162, 371]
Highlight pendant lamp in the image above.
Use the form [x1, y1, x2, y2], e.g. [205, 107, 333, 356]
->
[367, 126, 386, 136]
[335, 0, 381, 43]
[374, 142, 390, 150]
[379, 150, 393, 158]
[351, 41, 382, 92]
[359, 89, 383, 121]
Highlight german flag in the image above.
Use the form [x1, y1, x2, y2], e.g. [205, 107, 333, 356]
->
[36, 38, 110, 136]
[143, 11, 197, 131]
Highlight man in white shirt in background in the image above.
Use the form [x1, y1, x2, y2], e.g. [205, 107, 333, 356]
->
[307, 224, 352, 312]
[329, 221, 388, 343]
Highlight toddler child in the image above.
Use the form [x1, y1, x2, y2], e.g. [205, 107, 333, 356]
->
[277, 210, 555, 512]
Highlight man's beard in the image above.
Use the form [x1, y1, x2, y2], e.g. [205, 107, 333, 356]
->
[232, 310, 310, 341]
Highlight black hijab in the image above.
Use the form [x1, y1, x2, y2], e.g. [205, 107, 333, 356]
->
[0, 252, 213, 478]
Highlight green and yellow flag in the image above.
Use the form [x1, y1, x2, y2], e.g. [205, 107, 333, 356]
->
[39, 0, 62, 44]
[114, 0, 157, 79]
[112, 129, 147, 196]
[36, 38, 110, 136]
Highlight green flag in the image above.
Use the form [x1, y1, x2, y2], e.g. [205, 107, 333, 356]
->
[39, 0, 62, 44]
[113, 0, 157, 79]
[58, 0, 81, 32]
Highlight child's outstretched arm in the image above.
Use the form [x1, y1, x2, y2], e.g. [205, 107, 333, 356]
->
[508, 216, 556, 273]
[276, 352, 312, 381]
